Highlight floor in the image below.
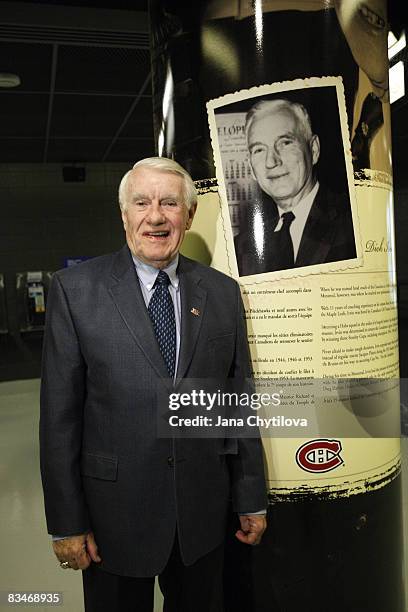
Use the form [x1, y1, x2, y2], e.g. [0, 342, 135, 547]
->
[0, 378, 406, 611]
[0, 378, 163, 612]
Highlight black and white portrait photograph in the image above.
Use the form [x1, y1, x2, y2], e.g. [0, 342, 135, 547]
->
[207, 78, 361, 280]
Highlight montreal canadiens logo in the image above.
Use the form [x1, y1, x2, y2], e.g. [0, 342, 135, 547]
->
[296, 439, 344, 473]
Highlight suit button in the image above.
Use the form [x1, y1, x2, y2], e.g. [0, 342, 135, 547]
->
[167, 456, 174, 466]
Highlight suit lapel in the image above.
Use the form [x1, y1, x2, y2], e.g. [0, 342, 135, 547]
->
[296, 186, 337, 266]
[176, 255, 207, 384]
[108, 246, 172, 387]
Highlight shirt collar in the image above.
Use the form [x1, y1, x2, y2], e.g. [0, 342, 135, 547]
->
[277, 181, 319, 224]
[131, 253, 180, 292]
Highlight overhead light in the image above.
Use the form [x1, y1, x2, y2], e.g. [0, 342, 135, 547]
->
[389, 61, 405, 104]
[388, 31, 406, 61]
[0, 73, 21, 88]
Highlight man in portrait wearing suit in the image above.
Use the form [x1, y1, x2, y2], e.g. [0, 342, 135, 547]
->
[40, 157, 267, 612]
[234, 99, 357, 276]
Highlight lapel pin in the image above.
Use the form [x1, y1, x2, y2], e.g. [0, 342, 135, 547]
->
[190, 307, 200, 316]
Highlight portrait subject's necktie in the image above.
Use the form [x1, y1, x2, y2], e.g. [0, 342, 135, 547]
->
[148, 270, 176, 378]
[277, 211, 295, 270]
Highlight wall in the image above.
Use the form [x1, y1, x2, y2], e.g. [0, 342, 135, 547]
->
[395, 187, 408, 316]
[0, 162, 128, 379]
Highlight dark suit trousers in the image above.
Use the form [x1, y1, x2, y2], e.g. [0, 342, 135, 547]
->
[82, 534, 224, 612]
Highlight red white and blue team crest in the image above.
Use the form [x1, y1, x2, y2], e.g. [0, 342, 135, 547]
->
[296, 439, 344, 473]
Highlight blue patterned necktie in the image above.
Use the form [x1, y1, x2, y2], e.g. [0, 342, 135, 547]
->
[148, 270, 176, 378]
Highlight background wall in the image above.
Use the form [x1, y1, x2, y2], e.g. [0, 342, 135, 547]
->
[395, 187, 408, 314]
[0, 162, 128, 380]
[394, 187, 408, 441]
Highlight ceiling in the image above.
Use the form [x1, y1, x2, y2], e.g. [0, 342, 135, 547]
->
[0, 0, 407, 171]
[10, 0, 147, 8]
[0, 0, 154, 164]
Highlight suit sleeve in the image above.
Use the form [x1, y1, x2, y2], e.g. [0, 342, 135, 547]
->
[227, 282, 268, 513]
[39, 273, 91, 536]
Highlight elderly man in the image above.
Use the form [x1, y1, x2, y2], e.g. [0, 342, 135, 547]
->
[40, 157, 267, 612]
[234, 99, 356, 276]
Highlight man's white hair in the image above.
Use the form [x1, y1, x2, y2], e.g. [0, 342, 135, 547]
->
[245, 98, 314, 143]
[118, 157, 197, 211]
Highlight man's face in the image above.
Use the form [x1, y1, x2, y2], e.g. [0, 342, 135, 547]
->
[247, 109, 320, 209]
[121, 167, 196, 269]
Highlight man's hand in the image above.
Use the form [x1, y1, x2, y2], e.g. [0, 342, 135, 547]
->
[52, 532, 101, 570]
[235, 514, 267, 546]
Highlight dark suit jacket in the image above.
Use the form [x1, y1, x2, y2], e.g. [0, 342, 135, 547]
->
[40, 246, 266, 577]
[234, 185, 357, 276]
